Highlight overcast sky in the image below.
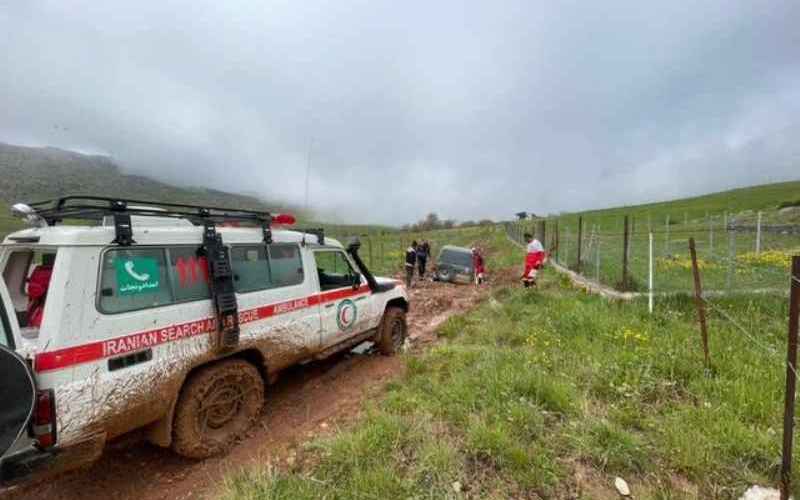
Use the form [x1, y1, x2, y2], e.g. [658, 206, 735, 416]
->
[1, 1, 799, 224]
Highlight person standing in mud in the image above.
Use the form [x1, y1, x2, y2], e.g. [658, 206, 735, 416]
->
[405, 240, 418, 287]
[416, 240, 430, 279]
[472, 247, 486, 285]
[522, 233, 545, 287]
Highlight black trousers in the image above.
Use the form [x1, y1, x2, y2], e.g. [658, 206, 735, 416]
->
[417, 256, 427, 277]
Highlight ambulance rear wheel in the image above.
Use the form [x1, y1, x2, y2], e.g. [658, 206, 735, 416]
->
[172, 358, 264, 459]
[376, 306, 407, 355]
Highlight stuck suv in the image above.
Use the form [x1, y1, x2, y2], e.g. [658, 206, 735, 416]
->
[0, 197, 408, 485]
[433, 245, 475, 283]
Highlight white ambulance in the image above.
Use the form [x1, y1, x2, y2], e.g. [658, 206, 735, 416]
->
[0, 196, 408, 485]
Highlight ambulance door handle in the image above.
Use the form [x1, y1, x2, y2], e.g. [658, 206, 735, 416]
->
[325, 303, 335, 309]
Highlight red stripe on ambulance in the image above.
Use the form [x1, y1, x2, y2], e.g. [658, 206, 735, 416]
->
[34, 286, 369, 373]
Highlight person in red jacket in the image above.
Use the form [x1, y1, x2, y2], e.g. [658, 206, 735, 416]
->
[472, 247, 486, 285]
[522, 233, 545, 288]
[27, 254, 55, 327]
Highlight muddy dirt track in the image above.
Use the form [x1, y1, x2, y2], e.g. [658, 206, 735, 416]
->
[9, 272, 515, 500]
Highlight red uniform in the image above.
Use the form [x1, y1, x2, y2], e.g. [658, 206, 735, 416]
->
[27, 264, 53, 327]
[522, 239, 546, 283]
[472, 250, 486, 285]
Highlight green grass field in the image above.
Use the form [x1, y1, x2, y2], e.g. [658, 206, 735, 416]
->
[220, 267, 798, 499]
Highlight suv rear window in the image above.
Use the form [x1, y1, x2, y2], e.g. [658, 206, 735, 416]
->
[440, 249, 472, 268]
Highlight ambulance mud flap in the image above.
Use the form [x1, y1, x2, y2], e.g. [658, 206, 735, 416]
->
[0, 345, 35, 459]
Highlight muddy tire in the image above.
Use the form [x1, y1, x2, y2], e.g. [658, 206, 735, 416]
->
[376, 306, 407, 355]
[172, 359, 264, 459]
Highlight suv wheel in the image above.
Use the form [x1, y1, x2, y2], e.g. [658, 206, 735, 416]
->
[376, 306, 407, 355]
[437, 267, 453, 282]
[172, 358, 264, 459]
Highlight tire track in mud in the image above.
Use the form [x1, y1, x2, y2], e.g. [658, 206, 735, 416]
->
[9, 275, 508, 500]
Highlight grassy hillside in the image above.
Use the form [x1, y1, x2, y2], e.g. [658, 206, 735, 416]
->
[0, 143, 408, 242]
[0, 142, 295, 210]
[557, 180, 800, 227]
[221, 268, 796, 499]
[0, 142, 312, 240]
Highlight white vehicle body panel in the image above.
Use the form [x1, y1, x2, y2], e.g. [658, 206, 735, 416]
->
[0, 221, 408, 480]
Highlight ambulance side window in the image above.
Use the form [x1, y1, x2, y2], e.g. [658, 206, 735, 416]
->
[231, 246, 270, 293]
[167, 247, 211, 302]
[314, 251, 356, 291]
[268, 244, 304, 287]
[98, 248, 173, 314]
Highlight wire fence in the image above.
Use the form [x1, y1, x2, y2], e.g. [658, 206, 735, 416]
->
[508, 215, 800, 497]
[505, 212, 800, 297]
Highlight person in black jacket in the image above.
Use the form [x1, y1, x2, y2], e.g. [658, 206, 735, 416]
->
[404, 241, 418, 287]
[417, 240, 430, 278]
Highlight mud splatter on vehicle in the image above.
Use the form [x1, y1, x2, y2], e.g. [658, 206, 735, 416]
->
[0, 198, 408, 488]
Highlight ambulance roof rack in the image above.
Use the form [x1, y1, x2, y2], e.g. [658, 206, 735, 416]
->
[20, 195, 296, 246]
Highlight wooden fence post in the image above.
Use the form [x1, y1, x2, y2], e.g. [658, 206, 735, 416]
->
[689, 237, 711, 368]
[552, 220, 559, 262]
[780, 255, 800, 500]
[539, 220, 547, 252]
[576, 216, 583, 272]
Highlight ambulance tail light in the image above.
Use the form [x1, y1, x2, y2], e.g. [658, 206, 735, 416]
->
[32, 389, 57, 449]
[273, 214, 296, 225]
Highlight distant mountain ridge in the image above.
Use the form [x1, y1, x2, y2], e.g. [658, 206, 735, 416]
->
[0, 142, 285, 211]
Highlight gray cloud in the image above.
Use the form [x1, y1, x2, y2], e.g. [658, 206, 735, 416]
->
[1, 0, 798, 223]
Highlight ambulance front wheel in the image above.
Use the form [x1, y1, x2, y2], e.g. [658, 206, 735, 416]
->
[172, 358, 265, 459]
[376, 306, 407, 355]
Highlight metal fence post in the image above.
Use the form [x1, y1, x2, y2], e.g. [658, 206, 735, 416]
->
[649, 232, 654, 314]
[596, 234, 601, 284]
[665, 215, 671, 255]
[689, 238, 711, 368]
[726, 228, 736, 290]
[576, 216, 583, 272]
[622, 216, 630, 290]
[756, 211, 763, 255]
[780, 255, 800, 500]
[709, 214, 714, 257]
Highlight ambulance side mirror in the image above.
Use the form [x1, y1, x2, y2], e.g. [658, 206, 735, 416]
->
[351, 272, 362, 289]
